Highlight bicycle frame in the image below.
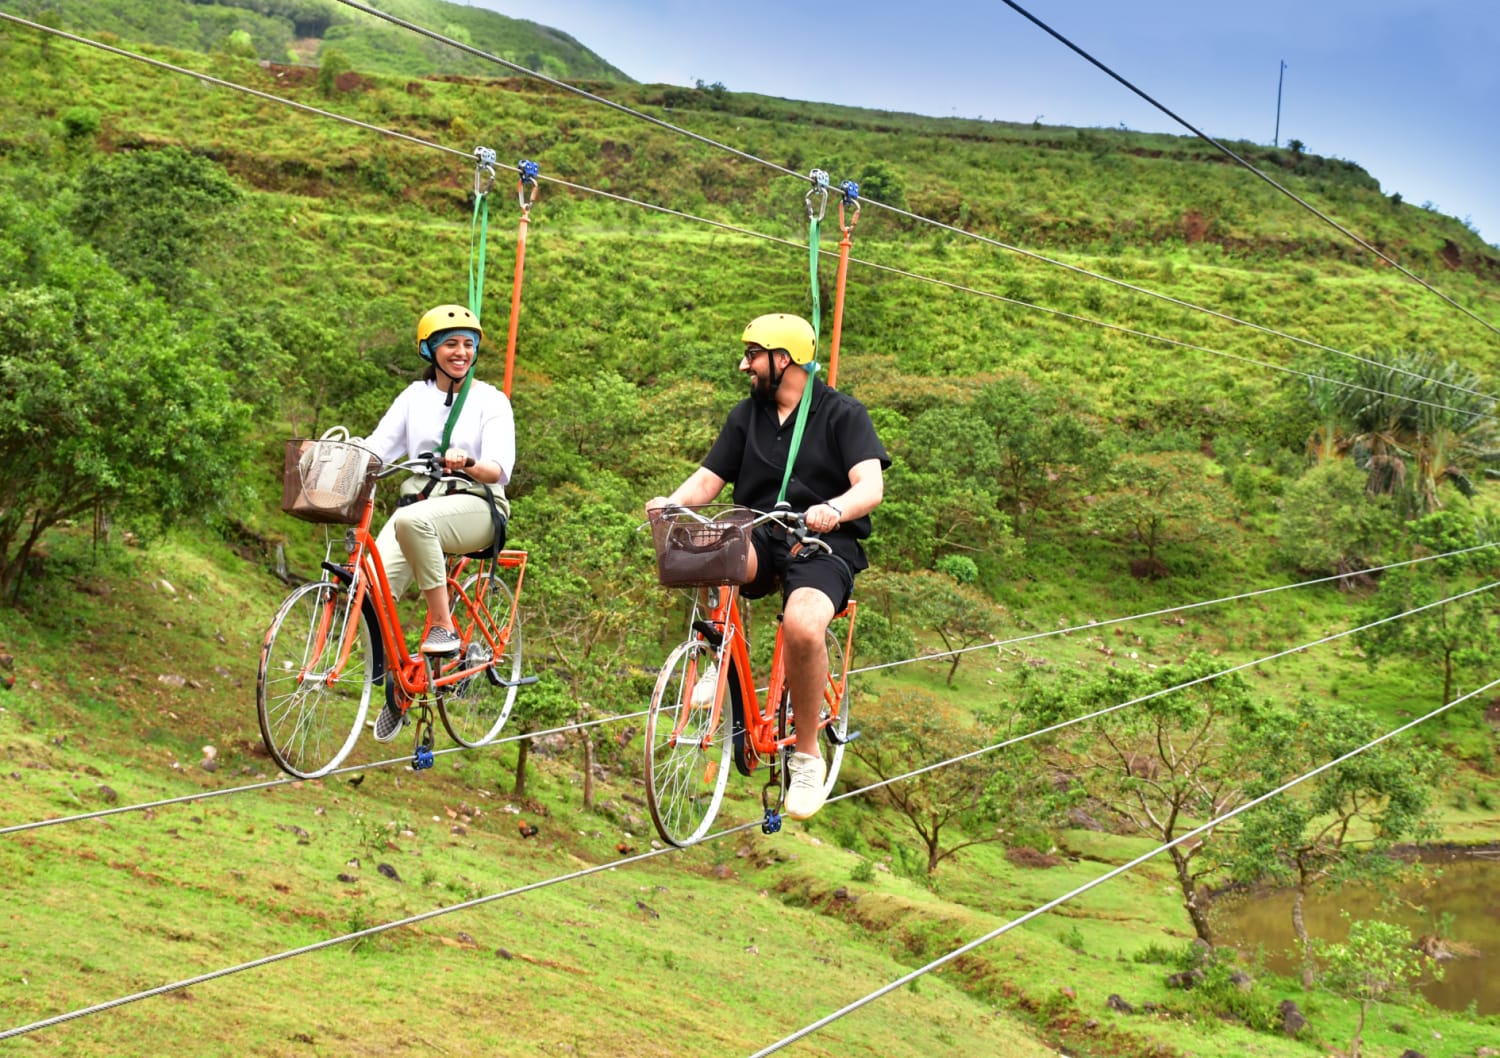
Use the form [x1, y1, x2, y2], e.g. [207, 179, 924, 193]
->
[669, 583, 856, 764]
[312, 479, 527, 702]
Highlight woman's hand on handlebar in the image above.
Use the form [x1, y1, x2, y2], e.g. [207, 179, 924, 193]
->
[441, 447, 477, 473]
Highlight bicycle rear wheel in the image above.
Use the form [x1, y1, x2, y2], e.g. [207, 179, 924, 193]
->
[257, 580, 373, 778]
[645, 639, 732, 847]
[439, 572, 522, 748]
[777, 626, 850, 799]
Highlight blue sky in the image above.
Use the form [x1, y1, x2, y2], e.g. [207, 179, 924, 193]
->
[479, 0, 1500, 248]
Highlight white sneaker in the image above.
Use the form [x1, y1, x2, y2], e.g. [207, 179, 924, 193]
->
[783, 751, 827, 820]
[690, 662, 718, 708]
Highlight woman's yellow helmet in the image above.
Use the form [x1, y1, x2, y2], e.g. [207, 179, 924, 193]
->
[416, 305, 483, 363]
[742, 313, 816, 366]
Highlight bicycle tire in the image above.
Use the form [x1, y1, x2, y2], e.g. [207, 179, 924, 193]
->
[257, 580, 373, 779]
[439, 572, 523, 747]
[777, 626, 850, 800]
[645, 639, 732, 847]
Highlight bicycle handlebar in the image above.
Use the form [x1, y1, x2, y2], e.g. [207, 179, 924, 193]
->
[650, 503, 833, 556]
[373, 452, 477, 488]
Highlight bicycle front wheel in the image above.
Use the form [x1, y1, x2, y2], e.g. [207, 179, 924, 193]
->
[257, 580, 374, 779]
[645, 639, 732, 847]
[439, 572, 523, 748]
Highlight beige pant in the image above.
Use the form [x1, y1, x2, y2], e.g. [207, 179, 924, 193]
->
[374, 493, 495, 596]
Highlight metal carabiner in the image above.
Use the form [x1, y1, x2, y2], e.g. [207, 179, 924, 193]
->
[473, 146, 498, 197]
[805, 168, 830, 222]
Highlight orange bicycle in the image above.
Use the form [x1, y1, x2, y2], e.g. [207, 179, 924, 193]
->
[643, 506, 857, 846]
[258, 439, 532, 779]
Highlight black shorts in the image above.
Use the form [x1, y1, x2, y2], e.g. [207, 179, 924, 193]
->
[741, 525, 855, 613]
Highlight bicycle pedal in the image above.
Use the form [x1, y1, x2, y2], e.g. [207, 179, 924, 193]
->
[827, 727, 861, 746]
[761, 808, 782, 835]
[412, 745, 435, 770]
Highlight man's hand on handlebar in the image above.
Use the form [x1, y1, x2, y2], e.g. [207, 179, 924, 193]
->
[804, 502, 841, 534]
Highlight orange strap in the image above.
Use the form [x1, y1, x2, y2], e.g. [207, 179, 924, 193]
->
[502, 163, 540, 398]
[827, 191, 860, 388]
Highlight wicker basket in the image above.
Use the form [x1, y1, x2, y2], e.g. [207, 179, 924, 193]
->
[281, 427, 378, 525]
[651, 508, 755, 587]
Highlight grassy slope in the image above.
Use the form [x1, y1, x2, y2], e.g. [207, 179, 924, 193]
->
[0, 0, 630, 79]
[2, 20, 1500, 1058]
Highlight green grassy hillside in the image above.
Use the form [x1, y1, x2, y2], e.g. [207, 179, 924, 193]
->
[0, 0, 631, 78]
[2, 13, 1500, 1057]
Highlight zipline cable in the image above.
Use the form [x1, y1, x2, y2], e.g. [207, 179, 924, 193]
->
[996, 0, 1500, 342]
[0, 12, 471, 161]
[317, 1, 1500, 401]
[829, 576, 1500, 807]
[6, 577, 1491, 1039]
[845, 541, 1500, 678]
[0, 706, 649, 837]
[1, 16, 1495, 820]
[6, 12, 1493, 409]
[748, 672, 1500, 1057]
[4, 531, 1491, 838]
[535, 170, 1500, 422]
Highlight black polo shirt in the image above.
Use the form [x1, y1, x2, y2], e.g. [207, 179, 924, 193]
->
[702, 376, 890, 571]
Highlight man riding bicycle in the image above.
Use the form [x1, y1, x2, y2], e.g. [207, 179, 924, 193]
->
[646, 313, 888, 820]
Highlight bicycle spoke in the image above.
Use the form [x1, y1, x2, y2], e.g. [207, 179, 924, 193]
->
[257, 582, 373, 778]
[645, 641, 731, 846]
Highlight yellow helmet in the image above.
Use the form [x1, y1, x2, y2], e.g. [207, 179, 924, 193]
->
[416, 304, 483, 362]
[742, 313, 816, 366]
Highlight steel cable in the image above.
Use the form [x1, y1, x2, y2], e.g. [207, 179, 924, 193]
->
[997, 0, 1500, 342]
[323, 0, 1500, 399]
[4, 12, 1494, 410]
[748, 672, 1500, 1057]
[8, 541, 1490, 838]
[5, 576, 1492, 1039]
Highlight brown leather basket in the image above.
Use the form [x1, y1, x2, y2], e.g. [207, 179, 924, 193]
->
[650, 508, 755, 588]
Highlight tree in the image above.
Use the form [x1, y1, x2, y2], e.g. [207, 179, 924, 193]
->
[1307, 350, 1500, 516]
[1024, 657, 1263, 943]
[881, 569, 999, 686]
[1276, 459, 1396, 579]
[1311, 916, 1441, 1058]
[70, 147, 244, 302]
[1231, 698, 1441, 985]
[1356, 510, 1500, 705]
[883, 404, 1011, 568]
[851, 689, 1054, 874]
[1084, 453, 1232, 578]
[316, 47, 352, 96]
[0, 192, 250, 598]
[971, 378, 1109, 538]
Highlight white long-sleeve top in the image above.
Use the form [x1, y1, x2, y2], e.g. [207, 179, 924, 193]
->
[366, 378, 515, 487]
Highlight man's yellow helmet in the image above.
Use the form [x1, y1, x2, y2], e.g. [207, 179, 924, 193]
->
[742, 313, 816, 366]
[416, 305, 483, 362]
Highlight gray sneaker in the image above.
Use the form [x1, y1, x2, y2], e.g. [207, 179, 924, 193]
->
[372, 695, 405, 743]
[421, 626, 461, 655]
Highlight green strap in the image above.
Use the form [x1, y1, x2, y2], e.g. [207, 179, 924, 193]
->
[775, 213, 823, 506]
[468, 190, 489, 320]
[440, 191, 490, 453]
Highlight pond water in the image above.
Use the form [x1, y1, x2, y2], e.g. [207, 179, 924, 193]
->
[1212, 851, 1500, 1014]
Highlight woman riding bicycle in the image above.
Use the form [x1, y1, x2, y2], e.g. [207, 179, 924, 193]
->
[646, 312, 888, 820]
[364, 304, 515, 741]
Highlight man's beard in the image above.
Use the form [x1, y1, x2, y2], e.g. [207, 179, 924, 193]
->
[749, 369, 778, 401]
